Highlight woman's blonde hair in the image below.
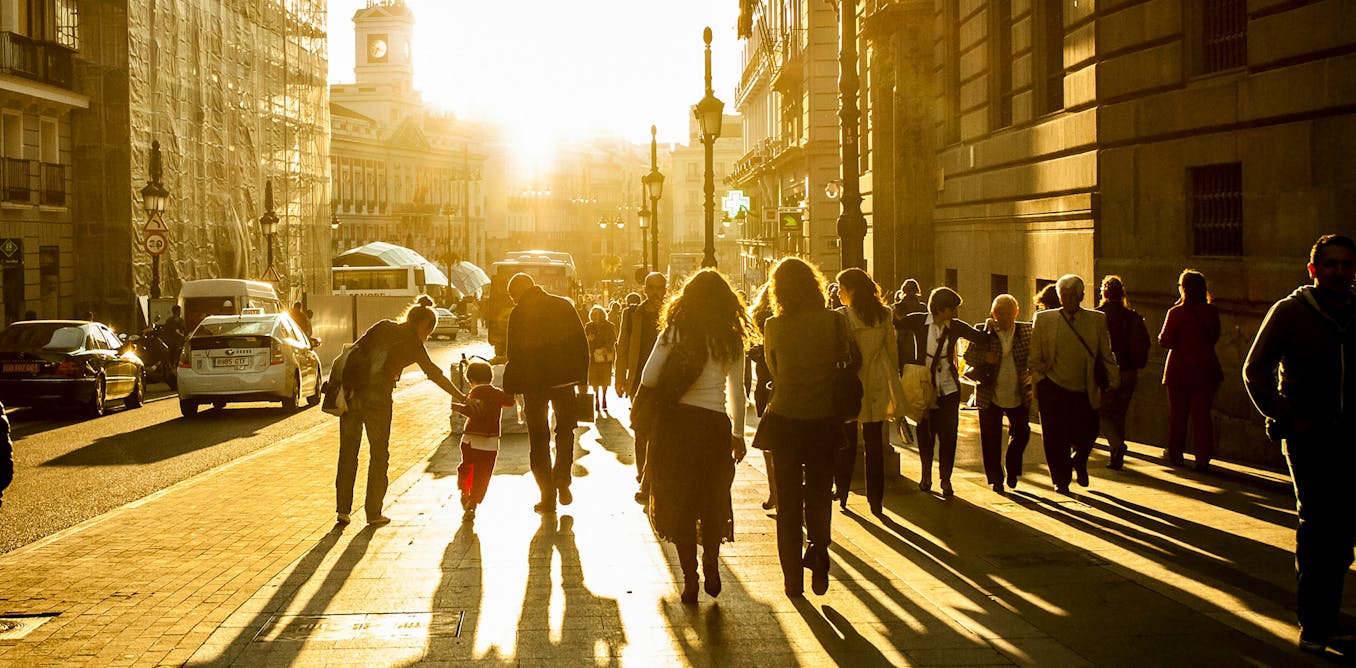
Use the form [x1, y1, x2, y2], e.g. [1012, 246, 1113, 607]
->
[768, 257, 827, 316]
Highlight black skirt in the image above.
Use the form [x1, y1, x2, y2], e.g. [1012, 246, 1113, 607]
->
[647, 402, 735, 545]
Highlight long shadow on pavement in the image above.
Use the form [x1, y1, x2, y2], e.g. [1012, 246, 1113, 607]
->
[401, 522, 503, 665]
[513, 514, 626, 663]
[1096, 460, 1296, 528]
[40, 406, 294, 467]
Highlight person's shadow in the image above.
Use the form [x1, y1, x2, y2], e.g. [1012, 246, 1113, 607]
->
[402, 522, 505, 665]
[514, 514, 626, 664]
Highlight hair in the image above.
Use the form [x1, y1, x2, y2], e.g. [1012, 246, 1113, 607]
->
[769, 257, 828, 316]
[292, 301, 303, 310]
[749, 283, 774, 326]
[901, 278, 921, 296]
[644, 271, 667, 289]
[835, 267, 889, 327]
[660, 269, 755, 364]
[402, 304, 437, 328]
[625, 292, 643, 305]
[1099, 275, 1126, 307]
[589, 305, 606, 322]
[1036, 283, 1060, 310]
[1179, 269, 1210, 304]
[1056, 274, 1084, 297]
[414, 294, 435, 308]
[927, 286, 962, 314]
[464, 360, 493, 384]
[1311, 234, 1356, 265]
[991, 294, 1019, 315]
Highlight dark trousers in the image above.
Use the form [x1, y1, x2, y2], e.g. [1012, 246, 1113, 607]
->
[457, 444, 498, 506]
[0, 411, 11, 509]
[770, 429, 835, 589]
[337, 391, 394, 520]
[917, 392, 962, 484]
[1035, 379, 1097, 490]
[522, 386, 578, 504]
[634, 431, 652, 487]
[1166, 382, 1217, 464]
[1099, 369, 1138, 460]
[836, 421, 886, 509]
[1285, 428, 1356, 638]
[978, 403, 1031, 486]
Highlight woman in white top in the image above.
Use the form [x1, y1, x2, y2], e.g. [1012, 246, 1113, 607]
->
[833, 268, 904, 516]
[640, 269, 754, 604]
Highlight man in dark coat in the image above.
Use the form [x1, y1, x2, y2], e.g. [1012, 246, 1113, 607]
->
[613, 272, 667, 502]
[0, 399, 11, 510]
[1244, 234, 1356, 656]
[502, 273, 589, 514]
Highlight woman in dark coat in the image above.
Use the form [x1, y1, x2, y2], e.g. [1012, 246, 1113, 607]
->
[1159, 269, 1223, 471]
[584, 306, 617, 413]
[897, 287, 990, 497]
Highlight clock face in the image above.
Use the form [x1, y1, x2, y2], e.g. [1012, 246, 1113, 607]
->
[368, 35, 388, 61]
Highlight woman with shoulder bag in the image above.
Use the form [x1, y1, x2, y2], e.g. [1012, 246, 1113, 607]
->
[897, 287, 992, 497]
[757, 257, 845, 597]
[747, 284, 778, 510]
[833, 268, 903, 516]
[1159, 269, 1223, 471]
[640, 270, 755, 604]
[584, 306, 617, 413]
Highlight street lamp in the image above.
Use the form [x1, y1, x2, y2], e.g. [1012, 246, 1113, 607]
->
[259, 180, 279, 282]
[643, 125, 664, 273]
[696, 26, 725, 269]
[637, 203, 651, 272]
[140, 140, 168, 299]
[836, 1, 867, 270]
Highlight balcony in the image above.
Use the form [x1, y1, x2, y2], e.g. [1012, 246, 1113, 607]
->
[0, 32, 75, 90]
[41, 162, 63, 206]
[3, 158, 29, 203]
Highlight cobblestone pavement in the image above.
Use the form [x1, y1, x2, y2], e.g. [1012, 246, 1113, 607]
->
[0, 373, 1348, 666]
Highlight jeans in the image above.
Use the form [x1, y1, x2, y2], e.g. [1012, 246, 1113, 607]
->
[769, 420, 836, 590]
[1035, 379, 1097, 490]
[1285, 426, 1356, 637]
[522, 385, 578, 505]
[836, 421, 886, 509]
[978, 403, 1030, 486]
[917, 392, 962, 485]
[1166, 382, 1218, 465]
[1099, 369, 1138, 462]
[337, 390, 394, 520]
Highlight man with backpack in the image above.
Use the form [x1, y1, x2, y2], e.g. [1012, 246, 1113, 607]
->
[1097, 275, 1151, 470]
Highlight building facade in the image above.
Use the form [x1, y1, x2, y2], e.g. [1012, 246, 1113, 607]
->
[661, 112, 743, 282]
[329, 0, 491, 279]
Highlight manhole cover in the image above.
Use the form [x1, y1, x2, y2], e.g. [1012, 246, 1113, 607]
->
[255, 611, 464, 643]
[0, 614, 58, 640]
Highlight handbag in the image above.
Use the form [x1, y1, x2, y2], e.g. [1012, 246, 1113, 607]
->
[630, 329, 705, 435]
[321, 345, 355, 417]
[592, 347, 616, 364]
[831, 312, 864, 421]
[900, 328, 945, 421]
[575, 388, 596, 422]
[1061, 312, 1111, 391]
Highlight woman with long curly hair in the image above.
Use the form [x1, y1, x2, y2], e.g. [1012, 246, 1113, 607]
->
[640, 269, 755, 604]
[755, 257, 847, 597]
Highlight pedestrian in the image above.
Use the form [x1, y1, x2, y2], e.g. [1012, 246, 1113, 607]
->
[452, 361, 516, 523]
[1098, 276, 1152, 470]
[833, 268, 903, 516]
[1243, 234, 1356, 656]
[584, 306, 617, 413]
[746, 284, 777, 510]
[616, 272, 668, 502]
[1029, 274, 1119, 494]
[640, 269, 753, 604]
[502, 273, 590, 514]
[337, 303, 470, 525]
[827, 282, 842, 309]
[896, 287, 990, 497]
[1036, 283, 1061, 311]
[895, 279, 924, 317]
[1159, 269, 1223, 470]
[289, 301, 313, 337]
[892, 278, 926, 446]
[755, 257, 845, 597]
[162, 304, 187, 358]
[963, 294, 1033, 492]
[608, 301, 623, 329]
[0, 399, 11, 511]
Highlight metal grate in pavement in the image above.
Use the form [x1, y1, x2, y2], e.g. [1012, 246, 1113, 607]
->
[0, 614, 58, 640]
[254, 611, 464, 642]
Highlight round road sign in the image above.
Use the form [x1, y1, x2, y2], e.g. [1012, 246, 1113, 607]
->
[144, 231, 168, 256]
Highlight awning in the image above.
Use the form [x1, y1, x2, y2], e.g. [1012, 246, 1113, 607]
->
[334, 241, 449, 287]
[447, 261, 491, 299]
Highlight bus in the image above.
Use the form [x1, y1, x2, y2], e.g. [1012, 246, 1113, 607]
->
[483, 251, 579, 358]
[332, 265, 439, 298]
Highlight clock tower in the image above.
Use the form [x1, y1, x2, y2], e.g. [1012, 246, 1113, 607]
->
[353, 0, 415, 92]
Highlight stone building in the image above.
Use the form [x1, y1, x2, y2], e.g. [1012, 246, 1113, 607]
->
[660, 112, 742, 282]
[0, 0, 81, 324]
[74, 0, 331, 329]
[328, 0, 491, 275]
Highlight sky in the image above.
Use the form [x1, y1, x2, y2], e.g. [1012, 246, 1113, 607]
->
[327, 0, 743, 148]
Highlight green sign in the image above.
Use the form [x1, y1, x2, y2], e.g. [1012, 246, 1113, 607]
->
[779, 210, 803, 231]
[0, 238, 20, 266]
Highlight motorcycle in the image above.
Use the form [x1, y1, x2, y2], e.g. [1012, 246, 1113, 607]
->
[124, 324, 179, 389]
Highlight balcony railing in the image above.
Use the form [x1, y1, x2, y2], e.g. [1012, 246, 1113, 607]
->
[41, 162, 64, 206]
[0, 32, 75, 89]
[3, 158, 30, 203]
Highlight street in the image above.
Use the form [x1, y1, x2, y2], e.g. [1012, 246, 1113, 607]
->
[0, 340, 477, 555]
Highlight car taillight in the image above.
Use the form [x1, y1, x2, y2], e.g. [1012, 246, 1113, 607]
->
[53, 361, 85, 377]
[180, 342, 192, 368]
[271, 340, 284, 365]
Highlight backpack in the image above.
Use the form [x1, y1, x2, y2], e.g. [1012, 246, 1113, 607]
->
[1123, 311, 1151, 370]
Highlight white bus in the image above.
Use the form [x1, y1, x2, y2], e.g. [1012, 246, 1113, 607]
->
[331, 265, 434, 298]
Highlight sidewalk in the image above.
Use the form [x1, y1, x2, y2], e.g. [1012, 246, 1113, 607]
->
[0, 375, 1343, 666]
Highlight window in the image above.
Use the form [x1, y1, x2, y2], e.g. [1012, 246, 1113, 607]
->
[2, 112, 21, 158]
[943, 0, 962, 144]
[1189, 162, 1243, 257]
[990, 273, 1008, 299]
[945, 268, 958, 289]
[1190, 0, 1246, 75]
[989, 0, 1013, 130]
[39, 118, 57, 163]
[39, 244, 57, 317]
[1036, 0, 1065, 115]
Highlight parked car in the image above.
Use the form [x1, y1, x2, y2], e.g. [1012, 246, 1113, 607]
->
[0, 320, 145, 417]
[177, 313, 322, 417]
[432, 307, 459, 341]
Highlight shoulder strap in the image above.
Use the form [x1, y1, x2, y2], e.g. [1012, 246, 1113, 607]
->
[1060, 311, 1100, 362]
[928, 324, 947, 372]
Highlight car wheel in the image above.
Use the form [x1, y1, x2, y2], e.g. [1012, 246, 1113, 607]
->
[283, 371, 301, 410]
[180, 399, 199, 417]
[86, 375, 107, 418]
[306, 373, 321, 407]
[125, 373, 144, 409]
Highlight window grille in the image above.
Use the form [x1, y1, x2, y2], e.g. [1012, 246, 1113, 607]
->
[989, 0, 1013, 130]
[1189, 163, 1243, 257]
[1201, 0, 1246, 73]
[1039, 0, 1064, 114]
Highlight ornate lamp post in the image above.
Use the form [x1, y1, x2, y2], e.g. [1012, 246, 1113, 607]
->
[836, 1, 867, 270]
[140, 140, 169, 299]
[642, 125, 664, 273]
[259, 180, 280, 282]
[637, 203, 651, 272]
[695, 26, 725, 269]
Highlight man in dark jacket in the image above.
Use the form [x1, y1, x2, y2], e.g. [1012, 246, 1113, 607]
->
[614, 272, 667, 501]
[0, 400, 11, 511]
[1244, 234, 1356, 656]
[502, 273, 589, 514]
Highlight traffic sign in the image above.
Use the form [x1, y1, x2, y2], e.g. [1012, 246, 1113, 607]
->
[144, 231, 168, 256]
[143, 212, 169, 234]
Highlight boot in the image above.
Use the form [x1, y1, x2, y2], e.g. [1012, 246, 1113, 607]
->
[678, 542, 699, 604]
[703, 547, 722, 597]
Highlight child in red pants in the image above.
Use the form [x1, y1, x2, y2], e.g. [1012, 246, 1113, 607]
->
[453, 361, 515, 522]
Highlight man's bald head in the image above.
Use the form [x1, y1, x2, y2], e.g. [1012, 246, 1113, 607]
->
[508, 273, 535, 302]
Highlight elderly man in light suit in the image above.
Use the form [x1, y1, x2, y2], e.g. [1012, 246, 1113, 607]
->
[1029, 274, 1119, 494]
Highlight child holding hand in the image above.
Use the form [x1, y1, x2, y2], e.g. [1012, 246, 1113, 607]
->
[453, 361, 516, 522]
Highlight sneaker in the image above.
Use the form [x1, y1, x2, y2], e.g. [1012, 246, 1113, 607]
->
[462, 507, 476, 523]
[336, 513, 351, 524]
[368, 515, 392, 526]
[557, 487, 573, 506]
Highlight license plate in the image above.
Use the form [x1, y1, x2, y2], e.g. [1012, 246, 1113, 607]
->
[213, 357, 250, 368]
[2, 363, 38, 374]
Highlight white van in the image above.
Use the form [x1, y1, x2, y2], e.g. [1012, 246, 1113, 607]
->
[179, 279, 283, 334]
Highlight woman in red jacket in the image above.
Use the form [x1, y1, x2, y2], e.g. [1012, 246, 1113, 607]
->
[1159, 269, 1223, 471]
